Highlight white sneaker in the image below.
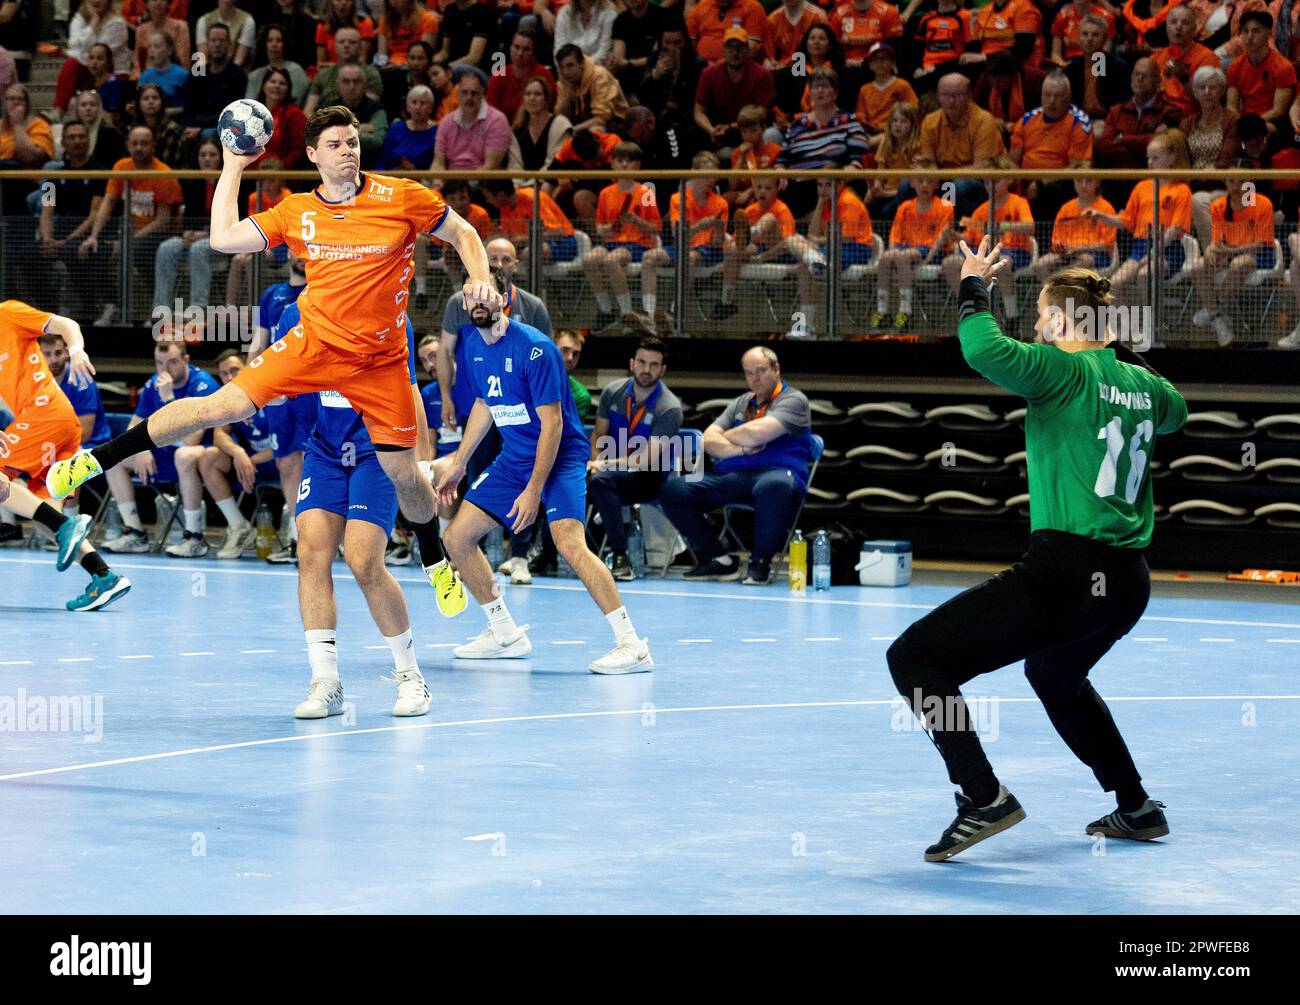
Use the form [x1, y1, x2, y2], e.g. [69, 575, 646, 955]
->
[217, 522, 256, 559]
[94, 302, 118, 326]
[508, 556, 532, 585]
[385, 668, 431, 717]
[102, 528, 150, 553]
[588, 638, 654, 675]
[453, 625, 532, 659]
[1278, 326, 1300, 349]
[1212, 314, 1234, 347]
[496, 557, 513, 574]
[165, 533, 209, 558]
[294, 677, 345, 719]
[1192, 307, 1214, 327]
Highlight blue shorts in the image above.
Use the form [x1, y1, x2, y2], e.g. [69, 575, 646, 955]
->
[465, 450, 588, 527]
[1006, 247, 1032, 270]
[254, 459, 279, 483]
[1129, 238, 1186, 272]
[662, 244, 724, 267]
[892, 244, 930, 259]
[604, 241, 650, 263]
[819, 242, 874, 266]
[1090, 251, 1113, 270]
[295, 448, 398, 533]
[1255, 247, 1278, 269]
[548, 234, 579, 263]
[152, 445, 180, 484]
[265, 394, 316, 458]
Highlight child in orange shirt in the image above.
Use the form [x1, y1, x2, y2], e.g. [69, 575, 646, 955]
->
[1036, 174, 1117, 279]
[644, 151, 730, 333]
[1194, 179, 1275, 346]
[584, 142, 664, 332]
[790, 176, 875, 337]
[875, 164, 956, 331]
[941, 158, 1033, 329]
[1084, 131, 1193, 303]
[727, 105, 782, 211]
[855, 42, 917, 151]
[712, 176, 802, 320]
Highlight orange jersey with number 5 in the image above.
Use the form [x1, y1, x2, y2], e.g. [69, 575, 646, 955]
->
[249, 172, 448, 358]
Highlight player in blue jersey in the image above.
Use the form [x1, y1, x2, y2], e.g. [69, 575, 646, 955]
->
[246, 253, 314, 562]
[416, 334, 461, 460]
[435, 298, 654, 674]
[284, 300, 466, 719]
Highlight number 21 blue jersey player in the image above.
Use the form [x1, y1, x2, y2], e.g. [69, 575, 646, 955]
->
[435, 301, 654, 674]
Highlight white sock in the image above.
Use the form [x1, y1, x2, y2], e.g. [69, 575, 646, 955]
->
[414, 275, 427, 295]
[899, 288, 913, 313]
[803, 248, 825, 267]
[616, 292, 632, 314]
[595, 291, 613, 311]
[643, 291, 656, 316]
[438, 516, 451, 536]
[216, 496, 247, 529]
[877, 288, 890, 313]
[1003, 289, 1019, 318]
[0, 509, 15, 525]
[799, 303, 815, 323]
[482, 595, 519, 637]
[385, 628, 419, 673]
[305, 628, 340, 682]
[605, 605, 638, 644]
[118, 500, 142, 531]
[183, 508, 203, 533]
[63, 503, 79, 519]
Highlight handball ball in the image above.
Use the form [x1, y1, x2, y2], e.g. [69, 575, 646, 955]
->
[218, 98, 274, 154]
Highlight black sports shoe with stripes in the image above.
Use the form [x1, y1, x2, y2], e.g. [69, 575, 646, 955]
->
[924, 785, 1026, 862]
[1086, 800, 1169, 842]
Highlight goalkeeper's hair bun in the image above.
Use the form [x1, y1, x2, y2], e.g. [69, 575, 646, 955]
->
[1043, 266, 1114, 308]
[1088, 276, 1112, 299]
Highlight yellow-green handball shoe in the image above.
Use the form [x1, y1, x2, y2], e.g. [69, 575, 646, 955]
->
[46, 449, 103, 500]
[427, 559, 467, 617]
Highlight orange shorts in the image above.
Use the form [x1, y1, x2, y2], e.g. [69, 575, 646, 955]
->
[1, 409, 83, 500]
[232, 319, 417, 448]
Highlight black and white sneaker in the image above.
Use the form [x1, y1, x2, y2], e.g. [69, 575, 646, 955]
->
[743, 558, 772, 585]
[924, 785, 1026, 862]
[1086, 799, 1169, 842]
[683, 555, 740, 581]
[610, 551, 635, 581]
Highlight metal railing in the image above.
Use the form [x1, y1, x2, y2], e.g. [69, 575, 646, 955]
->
[2, 166, 1298, 348]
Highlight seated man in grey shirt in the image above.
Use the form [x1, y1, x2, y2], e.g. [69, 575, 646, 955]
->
[660, 346, 814, 585]
[588, 335, 683, 581]
[438, 238, 553, 583]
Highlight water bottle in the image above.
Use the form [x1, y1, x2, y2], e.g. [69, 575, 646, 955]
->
[484, 525, 505, 571]
[255, 502, 276, 560]
[812, 529, 831, 592]
[788, 529, 807, 593]
[101, 498, 122, 543]
[627, 513, 646, 579]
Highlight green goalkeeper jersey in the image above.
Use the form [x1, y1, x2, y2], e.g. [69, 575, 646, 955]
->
[958, 312, 1188, 549]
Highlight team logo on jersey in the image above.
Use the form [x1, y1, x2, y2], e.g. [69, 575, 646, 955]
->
[489, 402, 531, 426]
[529, 347, 544, 361]
[367, 179, 395, 201]
[505, 357, 512, 372]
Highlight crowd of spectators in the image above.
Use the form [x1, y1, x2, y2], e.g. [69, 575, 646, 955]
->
[3, 1, 1300, 345]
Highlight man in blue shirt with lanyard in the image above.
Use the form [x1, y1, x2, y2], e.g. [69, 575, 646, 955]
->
[37, 330, 110, 523]
[435, 294, 654, 674]
[283, 299, 464, 720]
[660, 346, 814, 585]
[588, 335, 683, 580]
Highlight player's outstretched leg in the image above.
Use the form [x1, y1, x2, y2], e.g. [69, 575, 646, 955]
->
[46, 382, 257, 499]
[376, 449, 466, 617]
[548, 518, 653, 675]
[294, 508, 348, 718]
[442, 501, 532, 659]
[343, 518, 431, 717]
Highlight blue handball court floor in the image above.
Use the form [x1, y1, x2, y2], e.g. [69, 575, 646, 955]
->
[0, 552, 1297, 915]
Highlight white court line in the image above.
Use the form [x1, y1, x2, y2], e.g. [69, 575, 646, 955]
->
[1199, 638, 1236, 643]
[870, 636, 897, 641]
[118, 655, 154, 661]
[550, 640, 587, 646]
[57, 658, 93, 663]
[3, 554, 1297, 629]
[1266, 639, 1300, 644]
[240, 649, 275, 654]
[742, 638, 777, 643]
[179, 651, 215, 657]
[425, 643, 457, 648]
[1, 694, 1298, 785]
[0, 660, 34, 666]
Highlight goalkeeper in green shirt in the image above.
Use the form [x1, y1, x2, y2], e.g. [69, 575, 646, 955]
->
[888, 237, 1188, 863]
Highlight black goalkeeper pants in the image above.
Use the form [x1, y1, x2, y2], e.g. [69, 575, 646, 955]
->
[886, 530, 1149, 794]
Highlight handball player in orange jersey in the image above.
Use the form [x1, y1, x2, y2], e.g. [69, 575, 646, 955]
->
[48, 105, 501, 601]
[1, 299, 131, 610]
